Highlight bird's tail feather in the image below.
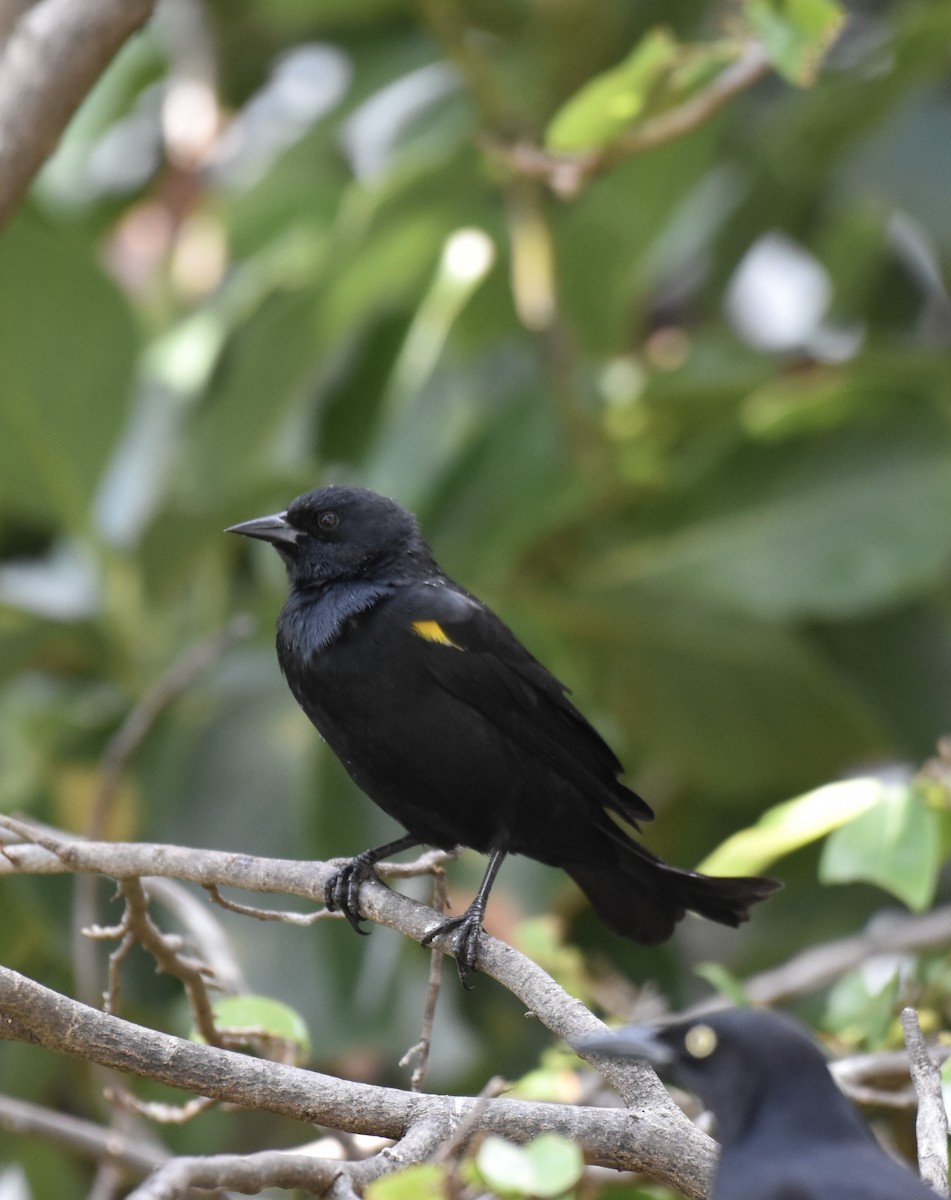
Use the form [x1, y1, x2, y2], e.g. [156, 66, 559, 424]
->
[566, 851, 780, 946]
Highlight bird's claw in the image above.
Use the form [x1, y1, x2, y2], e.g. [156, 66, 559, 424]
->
[421, 910, 484, 988]
[324, 856, 378, 935]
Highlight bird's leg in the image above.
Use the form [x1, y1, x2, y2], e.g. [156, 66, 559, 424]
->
[421, 847, 507, 987]
[324, 834, 423, 934]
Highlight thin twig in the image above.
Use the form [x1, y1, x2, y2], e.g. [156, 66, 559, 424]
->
[901, 1007, 949, 1195]
[400, 869, 449, 1092]
[103, 877, 222, 1045]
[205, 882, 343, 926]
[376, 848, 458, 879]
[74, 615, 254, 1010]
[482, 41, 772, 199]
[104, 928, 135, 1017]
[204, 845, 453, 926]
[104, 1088, 217, 1126]
[143, 876, 246, 994]
[681, 905, 951, 1018]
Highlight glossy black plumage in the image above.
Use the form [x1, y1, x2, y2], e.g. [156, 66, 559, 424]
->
[228, 485, 779, 981]
[578, 1008, 939, 1200]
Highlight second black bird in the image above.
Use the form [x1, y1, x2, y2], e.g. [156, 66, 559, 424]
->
[577, 1007, 939, 1199]
[229, 485, 779, 981]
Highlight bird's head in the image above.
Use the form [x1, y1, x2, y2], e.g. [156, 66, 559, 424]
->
[576, 1008, 835, 1144]
[227, 485, 433, 588]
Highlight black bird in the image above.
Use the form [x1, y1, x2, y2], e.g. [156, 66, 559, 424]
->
[578, 1008, 939, 1199]
[228, 486, 779, 982]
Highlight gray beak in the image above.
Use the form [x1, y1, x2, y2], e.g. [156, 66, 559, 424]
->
[574, 1025, 674, 1066]
[225, 511, 299, 547]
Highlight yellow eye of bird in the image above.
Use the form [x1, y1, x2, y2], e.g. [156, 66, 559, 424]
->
[684, 1024, 718, 1058]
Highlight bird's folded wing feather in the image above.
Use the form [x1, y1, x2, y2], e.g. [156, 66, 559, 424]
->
[395, 583, 654, 825]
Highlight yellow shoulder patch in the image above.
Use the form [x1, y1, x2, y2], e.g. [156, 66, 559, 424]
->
[411, 619, 462, 649]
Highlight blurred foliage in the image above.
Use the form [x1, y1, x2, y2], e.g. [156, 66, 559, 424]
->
[1, 0, 951, 1195]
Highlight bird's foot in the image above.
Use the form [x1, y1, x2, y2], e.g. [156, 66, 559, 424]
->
[421, 906, 485, 989]
[324, 853, 380, 935]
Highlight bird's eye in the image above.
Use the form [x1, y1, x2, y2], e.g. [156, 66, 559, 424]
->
[318, 511, 339, 530]
[684, 1024, 717, 1059]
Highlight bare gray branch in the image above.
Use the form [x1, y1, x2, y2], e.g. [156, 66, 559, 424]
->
[0, 1092, 167, 1176]
[0, 818, 715, 1197]
[0, 0, 157, 230]
[901, 1007, 949, 1195]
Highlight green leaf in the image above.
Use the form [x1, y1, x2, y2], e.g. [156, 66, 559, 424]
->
[477, 1137, 537, 1196]
[546, 31, 743, 154]
[0, 223, 138, 528]
[747, 0, 846, 86]
[820, 785, 940, 910]
[544, 593, 882, 796]
[545, 29, 680, 152]
[698, 777, 886, 875]
[366, 1164, 446, 1200]
[739, 372, 864, 441]
[521, 1134, 584, 1198]
[190, 287, 322, 496]
[420, 382, 587, 582]
[823, 965, 901, 1050]
[591, 424, 951, 621]
[935, 807, 951, 866]
[476, 1135, 582, 1199]
[201, 995, 311, 1062]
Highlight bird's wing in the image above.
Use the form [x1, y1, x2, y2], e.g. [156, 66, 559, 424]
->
[391, 582, 653, 825]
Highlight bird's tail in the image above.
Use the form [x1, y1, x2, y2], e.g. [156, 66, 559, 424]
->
[566, 847, 780, 945]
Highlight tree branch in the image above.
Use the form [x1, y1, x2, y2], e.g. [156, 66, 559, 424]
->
[831, 1042, 951, 1110]
[0, 0, 157, 231]
[0, 1093, 167, 1176]
[482, 42, 771, 199]
[901, 1007, 949, 1195]
[93, 875, 222, 1044]
[0, 963, 712, 1197]
[128, 1118, 451, 1200]
[127, 1149, 344, 1200]
[683, 904, 951, 1016]
[0, 818, 715, 1197]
